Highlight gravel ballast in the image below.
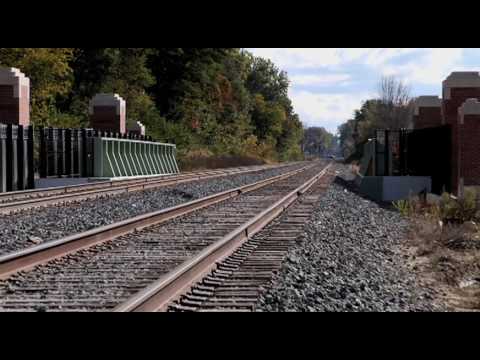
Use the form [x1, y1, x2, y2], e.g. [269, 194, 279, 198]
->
[0, 163, 305, 255]
[256, 167, 441, 312]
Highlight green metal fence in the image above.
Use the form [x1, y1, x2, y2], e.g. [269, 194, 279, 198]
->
[93, 137, 179, 178]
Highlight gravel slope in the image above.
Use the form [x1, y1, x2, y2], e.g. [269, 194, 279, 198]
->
[0, 163, 305, 255]
[256, 167, 442, 312]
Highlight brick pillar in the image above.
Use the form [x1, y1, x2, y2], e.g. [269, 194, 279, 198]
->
[127, 121, 146, 136]
[89, 94, 126, 134]
[442, 72, 480, 194]
[0, 67, 30, 126]
[457, 98, 480, 196]
[413, 96, 442, 129]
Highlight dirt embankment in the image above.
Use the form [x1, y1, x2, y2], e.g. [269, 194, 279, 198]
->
[404, 220, 480, 311]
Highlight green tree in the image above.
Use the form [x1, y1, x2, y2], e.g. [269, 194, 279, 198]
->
[0, 48, 306, 164]
[0, 48, 74, 126]
[304, 126, 335, 156]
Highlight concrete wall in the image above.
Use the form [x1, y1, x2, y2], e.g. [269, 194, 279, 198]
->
[360, 176, 432, 202]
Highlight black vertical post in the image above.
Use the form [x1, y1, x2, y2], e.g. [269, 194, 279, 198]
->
[73, 129, 80, 177]
[399, 129, 404, 175]
[27, 126, 35, 189]
[6, 124, 18, 191]
[0, 125, 6, 193]
[6, 124, 12, 191]
[84, 129, 95, 178]
[65, 129, 72, 177]
[16, 125, 25, 190]
[49, 128, 58, 177]
[81, 129, 87, 177]
[399, 129, 408, 176]
[39, 127, 48, 178]
[384, 129, 390, 176]
[374, 130, 379, 176]
[59, 129, 66, 177]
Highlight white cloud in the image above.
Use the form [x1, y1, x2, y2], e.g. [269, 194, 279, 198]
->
[248, 48, 429, 70]
[380, 48, 464, 85]
[363, 48, 419, 66]
[246, 48, 471, 133]
[289, 90, 374, 134]
[290, 73, 351, 86]
[248, 48, 343, 69]
[338, 48, 372, 62]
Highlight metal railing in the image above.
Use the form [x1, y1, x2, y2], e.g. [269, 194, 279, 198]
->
[0, 123, 177, 193]
[38, 128, 154, 179]
[0, 124, 34, 192]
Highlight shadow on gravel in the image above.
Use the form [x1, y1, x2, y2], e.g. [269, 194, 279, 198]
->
[169, 189, 194, 200]
[333, 176, 398, 213]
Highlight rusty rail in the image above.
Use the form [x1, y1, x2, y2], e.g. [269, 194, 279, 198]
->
[113, 163, 331, 312]
[0, 163, 297, 214]
[0, 164, 313, 280]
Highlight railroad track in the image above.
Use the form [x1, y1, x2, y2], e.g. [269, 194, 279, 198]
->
[167, 179, 333, 312]
[0, 161, 331, 312]
[0, 163, 297, 214]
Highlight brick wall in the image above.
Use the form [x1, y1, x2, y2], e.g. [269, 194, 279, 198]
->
[458, 112, 480, 188]
[19, 84, 30, 126]
[443, 87, 480, 125]
[89, 94, 126, 134]
[90, 106, 125, 133]
[413, 107, 442, 129]
[0, 68, 30, 126]
[0, 84, 19, 125]
[442, 87, 480, 194]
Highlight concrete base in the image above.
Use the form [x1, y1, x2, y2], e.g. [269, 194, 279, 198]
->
[359, 176, 432, 202]
[34, 178, 105, 189]
[92, 174, 175, 181]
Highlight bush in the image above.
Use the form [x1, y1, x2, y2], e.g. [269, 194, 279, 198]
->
[433, 188, 478, 224]
[393, 199, 416, 217]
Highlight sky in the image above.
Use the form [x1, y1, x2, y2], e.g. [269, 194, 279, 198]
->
[247, 48, 480, 135]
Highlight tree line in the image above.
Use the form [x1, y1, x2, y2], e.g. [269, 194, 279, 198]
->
[0, 48, 317, 162]
[303, 127, 336, 156]
[338, 76, 414, 160]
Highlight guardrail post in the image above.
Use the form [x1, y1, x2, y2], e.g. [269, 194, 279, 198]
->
[172, 146, 180, 173]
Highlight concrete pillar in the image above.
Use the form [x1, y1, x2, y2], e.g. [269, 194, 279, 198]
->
[413, 96, 442, 129]
[442, 72, 480, 194]
[0, 67, 30, 126]
[127, 120, 146, 136]
[89, 94, 126, 134]
[457, 98, 480, 195]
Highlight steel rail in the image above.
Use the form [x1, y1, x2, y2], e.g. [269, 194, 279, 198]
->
[113, 162, 332, 312]
[0, 163, 314, 280]
[0, 163, 297, 214]
[0, 163, 293, 202]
